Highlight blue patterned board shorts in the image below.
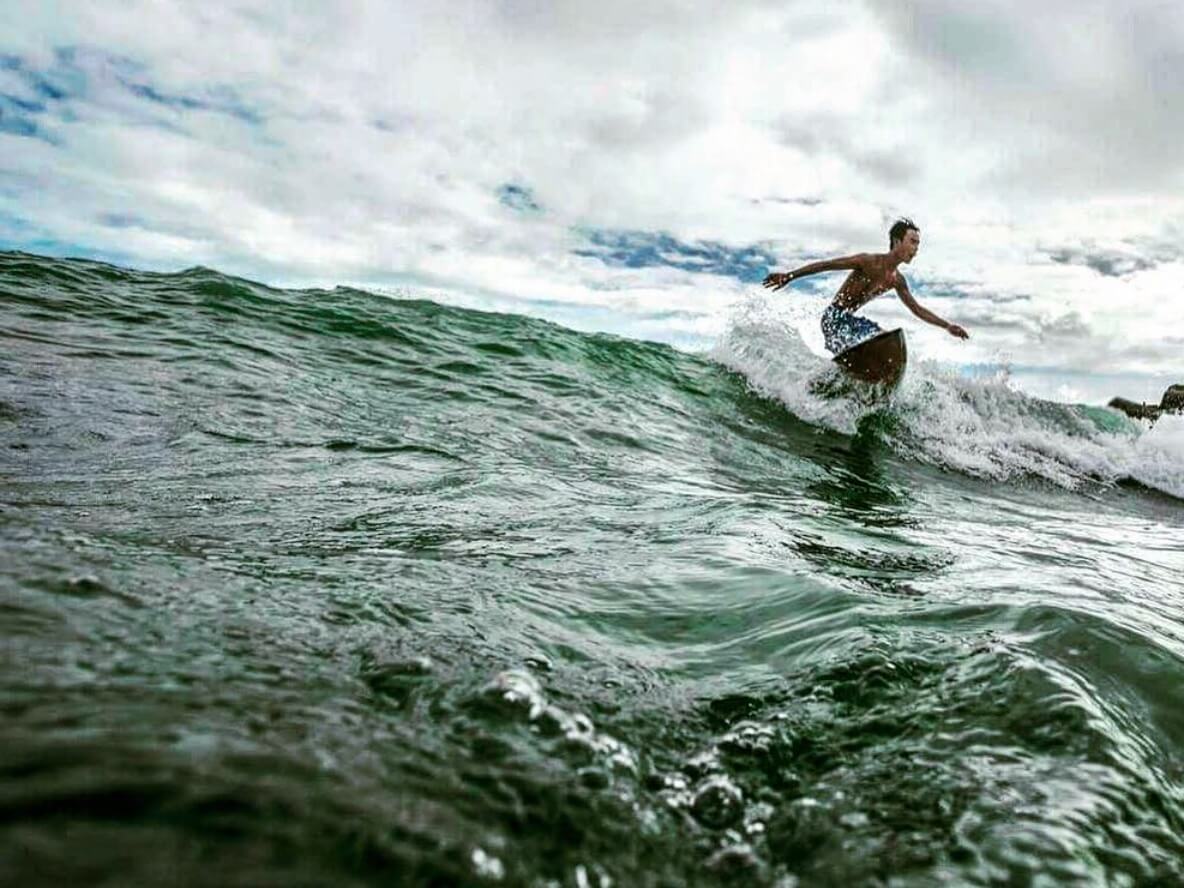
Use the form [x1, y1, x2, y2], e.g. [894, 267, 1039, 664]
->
[821, 304, 882, 354]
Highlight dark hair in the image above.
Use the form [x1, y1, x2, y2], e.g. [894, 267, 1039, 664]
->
[889, 217, 919, 248]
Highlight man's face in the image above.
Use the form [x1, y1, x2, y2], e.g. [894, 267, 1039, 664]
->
[897, 229, 920, 263]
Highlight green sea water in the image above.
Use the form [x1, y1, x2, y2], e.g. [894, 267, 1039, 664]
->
[2, 250, 1183, 886]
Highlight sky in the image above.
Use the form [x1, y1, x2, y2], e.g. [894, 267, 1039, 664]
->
[1, 0, 1181, 403]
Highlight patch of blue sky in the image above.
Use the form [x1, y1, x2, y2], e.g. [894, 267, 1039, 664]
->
[0, 239, 134, 269]
[0, 54, 71, 143]
[1, 49, 87, 103]
[0, 106, 42, 139]
[574, 228, 776, 283]
[0, 98, 58, 143]
[121, 80, 262, 125]
[124, 82, 204, 111]
[0, 210, 127, 266]
[0, 90, 45, 114]
[498, 183, 542, 213]
[1, 46, 262, 136]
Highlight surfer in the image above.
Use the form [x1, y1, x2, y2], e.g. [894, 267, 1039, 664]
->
[762, 218, 969, 354]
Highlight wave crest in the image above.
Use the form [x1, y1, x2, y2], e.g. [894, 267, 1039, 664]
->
[712, 293, 1184, 499]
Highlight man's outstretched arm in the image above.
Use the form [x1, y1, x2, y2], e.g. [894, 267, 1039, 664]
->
[896, 277, 968, 339]
[762, 253, 867, 291]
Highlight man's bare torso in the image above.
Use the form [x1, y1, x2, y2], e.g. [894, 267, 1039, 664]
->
[832, 254, 899, 312]
[762, 223, 968, 341]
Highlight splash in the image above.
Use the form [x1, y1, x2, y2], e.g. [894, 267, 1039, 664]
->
[709, 292, 869, 433]
[713, 293, 1184, 498]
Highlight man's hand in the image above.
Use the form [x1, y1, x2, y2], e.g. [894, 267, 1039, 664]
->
[762, 272, 793, 291]
[947, 324, 969, 340]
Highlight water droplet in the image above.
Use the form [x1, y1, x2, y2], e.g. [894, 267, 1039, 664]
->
[691, 775, 745, 829]
[705, 843, 766, 880]
[471, 847, 504, 881]
[839, 811, 869, 829]
[481, 669, 545, 719]
[578, 766, 610, 790]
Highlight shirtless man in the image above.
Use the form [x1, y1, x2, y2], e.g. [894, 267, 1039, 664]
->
[762, 218, 969, 354]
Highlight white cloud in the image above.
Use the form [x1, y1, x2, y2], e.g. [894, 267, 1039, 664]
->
[0, 0, 1181, 396]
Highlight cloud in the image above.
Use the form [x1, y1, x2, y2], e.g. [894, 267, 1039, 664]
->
[0, 0, 1181, 393]
[772, 114, 921, 187]
[1045, 247, 1156, 278]
[866, 0, 1184, 197]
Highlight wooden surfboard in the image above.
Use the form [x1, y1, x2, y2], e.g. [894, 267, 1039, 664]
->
[832, 328, 907, 387]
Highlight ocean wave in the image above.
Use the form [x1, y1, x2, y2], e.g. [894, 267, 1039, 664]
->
[4, 250, 1184, 886]
[713, 292, 1184, 499]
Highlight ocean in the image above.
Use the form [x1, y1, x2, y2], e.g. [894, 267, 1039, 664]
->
[2, 250, 1183, 886]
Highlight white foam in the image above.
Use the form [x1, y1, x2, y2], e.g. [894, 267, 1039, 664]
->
[712, 293, 1184, 499]
[1127, 415, 1184, 499]
[710, 292, 867, 433]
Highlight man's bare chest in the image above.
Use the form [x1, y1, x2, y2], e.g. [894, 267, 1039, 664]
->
[840, 266, 897, 298]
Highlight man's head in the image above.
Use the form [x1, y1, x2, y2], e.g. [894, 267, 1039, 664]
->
[889, 217, 920, 263]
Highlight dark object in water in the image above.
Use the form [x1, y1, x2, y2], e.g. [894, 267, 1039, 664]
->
[832, 328, 908, 388]
[1108, 383, 1184, 421]
[1108, 397, 1161, 421]
[1162, 384, 1184, 412]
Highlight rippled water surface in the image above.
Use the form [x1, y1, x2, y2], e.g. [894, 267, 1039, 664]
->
[2, 251, 1184, 886]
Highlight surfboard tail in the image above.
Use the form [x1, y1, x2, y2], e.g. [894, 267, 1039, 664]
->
[832, 329, 907, 387]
